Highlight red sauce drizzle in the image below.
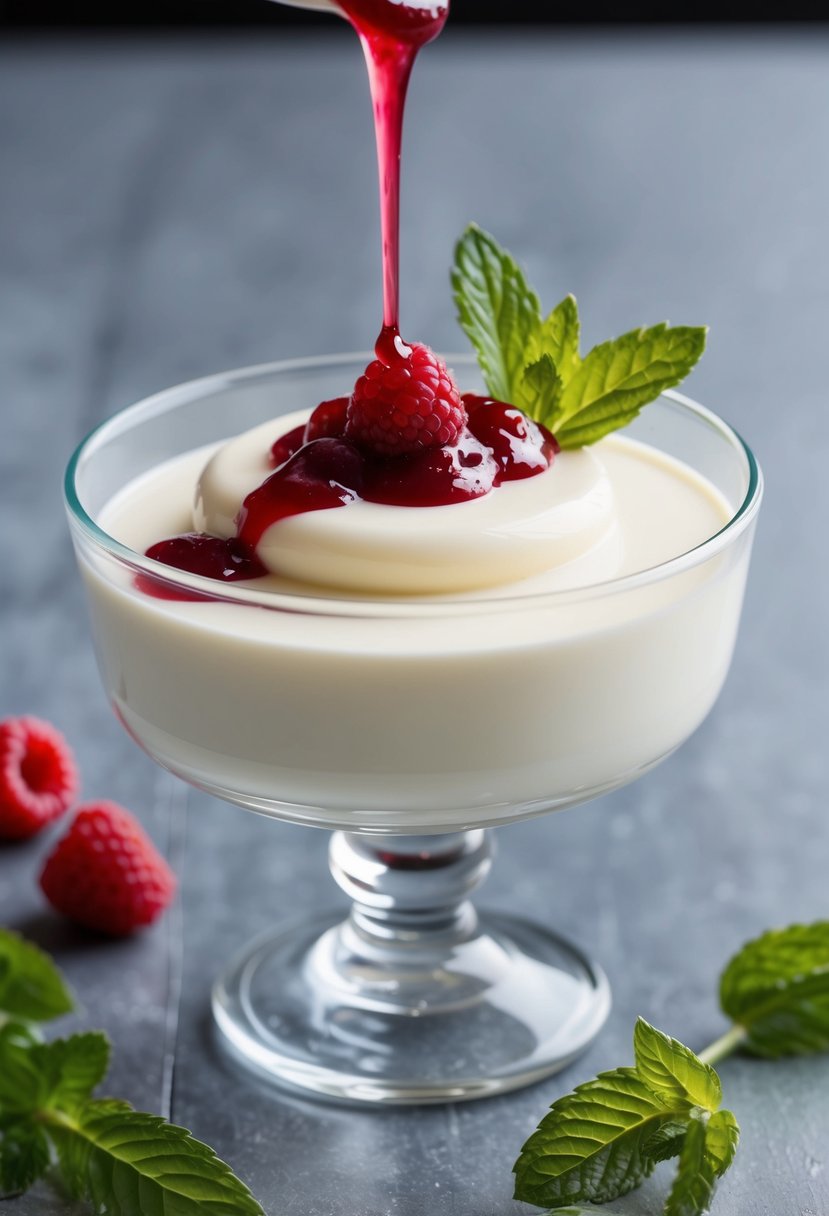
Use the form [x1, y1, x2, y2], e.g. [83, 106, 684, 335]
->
[139, 4, 558, 600]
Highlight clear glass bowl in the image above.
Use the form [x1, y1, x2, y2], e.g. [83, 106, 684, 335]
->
[65, 355, 762, 1104]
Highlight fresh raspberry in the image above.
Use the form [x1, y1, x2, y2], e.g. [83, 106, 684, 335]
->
[304, 397, 349, 443]
[0, 716, 78, 840]
[345, 343, 466, 457]
[40, 802, 176, 936]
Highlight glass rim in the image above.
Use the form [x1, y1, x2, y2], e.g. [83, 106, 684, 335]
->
[64, 352, 764, 618]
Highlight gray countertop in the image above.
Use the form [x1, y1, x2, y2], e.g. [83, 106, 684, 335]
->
[2, 27, 828, 1216]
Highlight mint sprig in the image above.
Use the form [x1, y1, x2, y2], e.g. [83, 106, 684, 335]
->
[0, 927, 264, 1214]
[513, 1019, 737, 1212]
[452, 223, 706, 447]
[514, 920, 829, 1216]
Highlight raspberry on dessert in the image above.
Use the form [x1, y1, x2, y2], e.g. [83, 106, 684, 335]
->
[0, 716, 78, 840]
[345, 343, 466, 458]
[40, 802, 176, 936]
[304, 397, 349, 443]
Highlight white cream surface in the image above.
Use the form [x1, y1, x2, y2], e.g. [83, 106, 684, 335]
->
[80, 422, 752, 832]
[194, 411, 618, 593]
[112, 417, 731, 600]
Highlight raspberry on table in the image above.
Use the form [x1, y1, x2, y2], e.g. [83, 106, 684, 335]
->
[345, 343, 466, 458]
[0, 716, 78, 840]
[40, 802, 176, 936]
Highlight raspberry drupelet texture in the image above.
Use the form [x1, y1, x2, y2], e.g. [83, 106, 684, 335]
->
[0, 716, 78, 840]
[345, 343, 466, 457]
[40, 801, 176, 936]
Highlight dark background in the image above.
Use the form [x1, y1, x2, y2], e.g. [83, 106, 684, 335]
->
[2, 0, 827, 27]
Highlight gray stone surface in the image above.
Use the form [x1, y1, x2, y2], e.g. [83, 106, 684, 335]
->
[2, 26, 829, 1216]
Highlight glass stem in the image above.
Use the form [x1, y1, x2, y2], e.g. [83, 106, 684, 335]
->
[329, 829, 494, 955]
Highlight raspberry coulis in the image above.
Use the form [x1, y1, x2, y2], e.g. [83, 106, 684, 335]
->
[239, 397, 556, 552]
[143, 395, 557, 592]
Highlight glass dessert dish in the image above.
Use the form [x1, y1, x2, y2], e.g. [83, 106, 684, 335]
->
[65, 354, 762, 1105]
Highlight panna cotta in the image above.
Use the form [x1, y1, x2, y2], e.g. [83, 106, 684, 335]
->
[72, 364, 755, 834]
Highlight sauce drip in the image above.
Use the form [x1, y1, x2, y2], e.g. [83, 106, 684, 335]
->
[139, 3, 557, 600]
[338, 0, 449, 337]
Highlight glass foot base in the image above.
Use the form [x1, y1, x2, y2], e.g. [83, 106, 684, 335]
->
[212, 908, 610, 1105]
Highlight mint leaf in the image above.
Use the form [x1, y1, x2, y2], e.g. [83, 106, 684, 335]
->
[705, 1109, 740, 1176]
[513, 1066, 673, 1207]
[514, 1022, 735, 1211]
[48, 1097, 129, 1202]
[530, 294, 581, 379]
[46, 1098, 266, 1215]
[664, 1109, 739, 1216]
[0, 929, 73, 1022]
[521, 354, 563, 424]
[719, 921, 829, 1057]
[0, 1029, 110, 1120]
[0, 1023, 51, 1115]
[0, 1121, 50, 1196]
[554, 324, 707, 449]
[452, 223, 541, 404]
[0, 933, 265, 1213]
[39, 1032, 111, 1113]
[453, 227, 706, 446]
[634, 1019, 722, 1112]
[642, 1119, 688, 1164]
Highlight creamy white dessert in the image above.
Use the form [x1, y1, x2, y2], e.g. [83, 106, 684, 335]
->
[194, 412, 618, 595]
[75, 392, 755, 833]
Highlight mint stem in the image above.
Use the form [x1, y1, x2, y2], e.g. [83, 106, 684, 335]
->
[697, 1024, 749, 1066]
[38, 1107, 77, 1131]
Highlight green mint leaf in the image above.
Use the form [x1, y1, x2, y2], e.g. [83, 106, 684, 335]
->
[554, 324, 707, 449]
[0, 1018, 40, 1048]
[453, 227, 706, 446]
[705, 1109, 740, 1176]
[0, 1029, 110, 1120]
[642, 1119, 689, 1164]
[664, 1109, 739, 1216]
[452, 223, 541, 404]
[0, 929, 73, 1022]
[45, 1097, 266, 1215]
[39, 1032, 111, 1114]
[513, 1066, 673, 1208]
[0, 1023, 51, 1115]
[634, 1019, 722, 1113]
[530, 294, 581, 379]
[0, 1121, 51, 1197]
[521, 354, 563, 424]
[719, 921, 829, 1057]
